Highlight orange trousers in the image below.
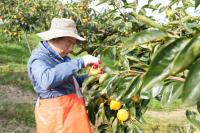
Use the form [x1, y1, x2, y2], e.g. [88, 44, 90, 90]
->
[35, 94, 93, 133]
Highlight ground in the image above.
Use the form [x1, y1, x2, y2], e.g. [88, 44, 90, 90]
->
[143, 110, 194, 133]
[0, 85, 36, 104]
[0, 85, 36, 133]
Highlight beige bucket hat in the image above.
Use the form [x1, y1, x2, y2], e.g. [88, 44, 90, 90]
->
[37, 18, 86, 41]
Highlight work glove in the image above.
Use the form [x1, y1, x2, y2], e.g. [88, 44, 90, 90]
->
[82, 55, 101, 67]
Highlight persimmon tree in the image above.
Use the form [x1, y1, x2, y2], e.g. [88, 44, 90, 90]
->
[80, 0, 200, 132]
[0, 0, 60, 40]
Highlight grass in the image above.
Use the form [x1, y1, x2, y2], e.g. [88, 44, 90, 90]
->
[0, 43, 29, 64]
[0, 102, 35, 132]
[142, 115, 194, 133]
[0, 102, 35, 127]
[0, 32, 40, 92]
[148, 98, 184, 112]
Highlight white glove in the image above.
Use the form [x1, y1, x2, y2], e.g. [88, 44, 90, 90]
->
[82, 55, 101, 67]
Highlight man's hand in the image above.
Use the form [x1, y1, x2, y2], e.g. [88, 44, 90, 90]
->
[82, 55, 101, 67]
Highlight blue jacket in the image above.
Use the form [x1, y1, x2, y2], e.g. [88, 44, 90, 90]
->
[27, 41, 87, 99]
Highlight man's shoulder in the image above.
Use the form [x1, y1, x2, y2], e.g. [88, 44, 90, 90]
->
[27, 44, 50, 65]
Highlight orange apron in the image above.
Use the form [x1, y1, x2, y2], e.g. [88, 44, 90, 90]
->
[35, 76, 92, 133]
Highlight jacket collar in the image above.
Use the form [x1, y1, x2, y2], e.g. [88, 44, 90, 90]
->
[39, 41, 65, 62]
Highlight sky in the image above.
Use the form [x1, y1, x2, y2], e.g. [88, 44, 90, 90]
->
[62, 0, 200, 24]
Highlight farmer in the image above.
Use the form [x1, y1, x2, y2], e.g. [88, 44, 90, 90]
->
[27, 18, 101, 133]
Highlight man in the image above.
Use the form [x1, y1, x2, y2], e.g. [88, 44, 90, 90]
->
[27, 18, 101, 133]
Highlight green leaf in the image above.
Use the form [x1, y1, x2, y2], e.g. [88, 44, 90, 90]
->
[82, 75, 98, 94]
[134, 126, 143, 133]
[97, 103, 107, 123]
[182, 0, 194, 7]
[96, 0, 108, 6]
[141, 99, 150, 113]
[110, 76, 133, 99]
[116, 77, 137, 100]
[120, 56, 130, 70]
[186, 110, 200, 129]
[159, 6, 168, 13]
[123, 2, 137, 8]
[132, 12, 166, 31]
[104, 103, 112, 121]
[98, 123, 109, 132]
[89, 84, 100, 95]
[116, 125, 125, 133]
[195, 0, 200, 8]
[127, 76, 142, 99]
[87, 101, 96, 125]
[150, 82, 164, 97]
[124, 29, 168, 46]
[100, 75, 119, 94]
[197, 101, 200, 113]
[161, 81, 183, 106]
[148, 0, 154, 4]
[100, 47, 119, 70]
[114, 16, 122, 21]
[112, 118, 118, 133]
[182, 59, 200, 106]
[142, 38, 189, 92]
[171, 34, 200, 75]
[99, 73, 111, 84]
[107, 76, 125, 96]
[127, 102, 136, 117]
[169, 0, 179, 7]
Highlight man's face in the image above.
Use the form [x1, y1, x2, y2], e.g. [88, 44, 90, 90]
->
[59, 37, 77, 54]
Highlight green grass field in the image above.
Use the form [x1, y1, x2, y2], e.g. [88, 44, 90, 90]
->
[0, 32, 40, 91]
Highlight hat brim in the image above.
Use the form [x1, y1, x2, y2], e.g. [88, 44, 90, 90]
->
[37, 30, 86, 41]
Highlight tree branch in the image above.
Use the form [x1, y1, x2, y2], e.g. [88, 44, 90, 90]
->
[168, 76, 185, 82]
[132, 12, 166, 31]
[168, 16, 200, 25]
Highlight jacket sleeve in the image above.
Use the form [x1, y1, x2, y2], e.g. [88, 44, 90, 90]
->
[75, 74, 89, 87]
[30, 58, 84, 89]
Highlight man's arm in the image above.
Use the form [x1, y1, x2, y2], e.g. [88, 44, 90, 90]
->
[30, 58, 84, 89]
